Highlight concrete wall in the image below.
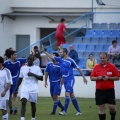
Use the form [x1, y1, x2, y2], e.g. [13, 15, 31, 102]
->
[18, 76, 120, 99]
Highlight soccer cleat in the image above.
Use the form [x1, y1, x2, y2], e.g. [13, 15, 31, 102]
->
[50, 112, 55, 115]
[75, 112, 82, 115]
[59, 111, 67, 115]
[13, 109, 18, 115]
[10, 109, 13, 114]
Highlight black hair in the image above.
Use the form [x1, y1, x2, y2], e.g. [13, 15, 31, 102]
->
[28, 54, 34, 60]
[53, 52, 59, 57]
[0, 56, 4, 64]
[8, 50, 16, 58]
[61, 18, 65, 23]
[34, 46, 38, 49]
[4, 49, 11, 59]
[88, 53, 93, 59]
[99, 52, 108, 57]
[62, 48, 68, 54]
[112, 40, 117, 44]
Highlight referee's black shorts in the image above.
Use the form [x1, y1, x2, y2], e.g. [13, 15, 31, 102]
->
[95, 88, 116, 105]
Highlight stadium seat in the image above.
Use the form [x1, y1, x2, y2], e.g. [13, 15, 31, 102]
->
[78, 52, 83, 58]
[117, 23, 120, 29]
[99, 37, 108, 44]
[82, 37, 91, 44]
[92, 23, 100, 30]
[86, 44, 95, 52]
[95, 44, 103, 52]
[78, 58, 86, 69]
[46, 46, 52, 54]
[109, 23, 117, 30]
[85, 30, 94, 37]
[61, 44, 69, 51]
[100, 23, 108, 30]
[74, 37, 83, 43]
[103, 44, 110, 52]
[97, 59, 100, 63]
[111, 30, 119, 37]
[94, 30, 103, 37]
[107, 37, 116, 44]
[90, 37, 99, 44]
[78, 44, 86, 51]
[93, 52, 100, 59]
[73, 43, 79, 50]
[103, 30, 111, 37]
[117, 37, 120, 44]
[82, 52, 91, 58]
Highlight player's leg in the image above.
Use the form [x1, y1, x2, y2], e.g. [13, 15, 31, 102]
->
[107, 89, 116, 120]
[20, 92, 29, 120]
[29, 93, 38, 120]
[1, 100, 9, 120]
[96, 89, 106, 120]
[9, 85, 13, 114]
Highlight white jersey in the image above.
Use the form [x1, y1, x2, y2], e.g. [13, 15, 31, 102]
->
[0, 67, 12, 100]
[19, 65, 43, 93]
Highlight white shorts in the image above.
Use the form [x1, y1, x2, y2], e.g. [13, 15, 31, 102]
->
[20, 92, 38, 103]
[0, 100, 8, 110]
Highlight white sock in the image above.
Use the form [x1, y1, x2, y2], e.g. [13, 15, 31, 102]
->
[21, 117, 25, 120]
[2, 113, 8, 120]
[31, 118, 36, 120]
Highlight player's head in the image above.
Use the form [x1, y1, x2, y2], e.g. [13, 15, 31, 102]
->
[99, 52, 108, 65]
[61, 18, 65, 23]
[59, 48, 68, 58]
[112, 40, 117, 47]
[0, 56, 4, 66]
[9, 51, 17, 60]
[52, 52, 59, 62]
[27, 54, 34, 66]
[34, 46, 38, 52]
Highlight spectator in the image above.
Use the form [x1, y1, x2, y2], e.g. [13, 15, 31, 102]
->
[55, 18, 68, 49]
[33, 54, 40, 67]
[86, 54, 97, 76]
[108, 40, 120, 62]
[68, 44, 79, 64]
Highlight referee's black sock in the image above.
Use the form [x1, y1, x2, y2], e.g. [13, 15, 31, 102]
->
[110, 112, 116, 120]
[99, 114, 106, 120]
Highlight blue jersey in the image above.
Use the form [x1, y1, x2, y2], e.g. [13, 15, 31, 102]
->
[54, 57, 79, 81]
[4, 58, 26, 82]
[45, 62, 61, 82]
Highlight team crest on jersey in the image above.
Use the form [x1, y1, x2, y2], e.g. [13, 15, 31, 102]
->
[107, 72, 112, 75]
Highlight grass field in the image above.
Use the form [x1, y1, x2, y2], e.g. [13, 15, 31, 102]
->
[1, 97, 120, 120]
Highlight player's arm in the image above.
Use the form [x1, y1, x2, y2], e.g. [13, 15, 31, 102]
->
[1, 82, 11, 97]
[76, 68, 87, 84]
[63, 28, 68, 35]
[44, 72, 48, 88]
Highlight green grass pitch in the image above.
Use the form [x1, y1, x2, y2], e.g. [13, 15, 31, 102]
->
[1, 97, 120, 120]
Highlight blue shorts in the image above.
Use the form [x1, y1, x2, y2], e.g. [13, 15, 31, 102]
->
[10, 81, 18, 95]
[50, 81, 62, 97]
[64, 79, 75, 94]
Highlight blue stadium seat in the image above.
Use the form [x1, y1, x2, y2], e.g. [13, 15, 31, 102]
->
[99, 37, 108, 44]
[117, 37, 120, 44]
[117, 23, 120, 30]
[92, 23, 100, 30]
[100, 23, 108, 30]
[109, 23, 117, 30]
[97, 59, 100, 63]
[103, 44, 110, 52]
[73, 70, 80, 76]
[111, 30, 119, 37]
[86, 44, 95, 52]
[103, 30, 111, 37]
[61, 44, 69, 51]
[85, 30, 94, 37]
[78, 52, 83, 58]
[73, 43, 79, 50]
[78, 58, 86, 69]
[46, 46, 52, 54]
[90, 37, 99, 44]
[82, 37, 91, 44]
[94, 44, 103, 52]
[94, 30, 103, 37]
[93, 52, 100, 59]
[78, 44, 86, 51]
[107, 37, 116, 44]
[74, 37, 83, 43]
[82, 52, 91, 58]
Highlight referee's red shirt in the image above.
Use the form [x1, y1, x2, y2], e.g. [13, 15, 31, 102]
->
[91, 62, 119, 90]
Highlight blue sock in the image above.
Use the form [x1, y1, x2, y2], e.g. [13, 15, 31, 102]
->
[64, 96, 70, 113]
[58, 100, 64, 111]
[52, 100, 59, 113]
[71, 97, 80, 112]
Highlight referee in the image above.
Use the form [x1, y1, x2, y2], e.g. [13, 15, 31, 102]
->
[90, 52, 119, 120]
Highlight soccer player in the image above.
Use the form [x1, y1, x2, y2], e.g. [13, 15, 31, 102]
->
[0, 56, 12, 120]
[15, 54, 43, 120]
[44, 52, 64, 115]
[90, 52, 119, 120]
[4, 50, 27, 114]
[42, 45, 88, 115]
